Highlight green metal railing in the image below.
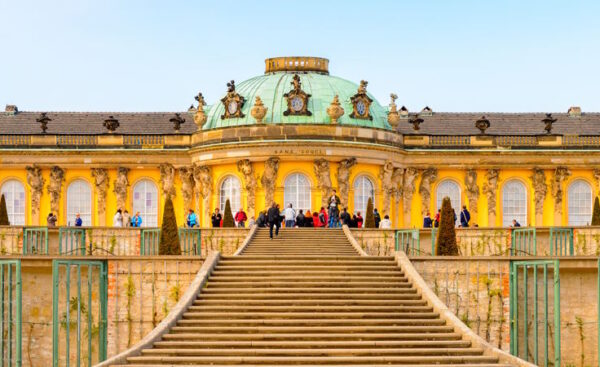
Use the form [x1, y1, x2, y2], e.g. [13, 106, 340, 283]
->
[140, 228, 161, 255]
[178, 228, 201, 255]
[395, 229, 420, 255]
[22, 227, 48, 255]
[58, 228, 87, 255]
[510, 260, 560, 367]
[510, 228, 536, 255]
[549, 227, 574, 256]
[0, 260, 22, 367]
[52, 260, 107, 367]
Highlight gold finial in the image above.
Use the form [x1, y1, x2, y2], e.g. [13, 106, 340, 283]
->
[326, 95, 345, 124]
[251, 96, 268, 123]
[387, 93, 400, 128]
[193, 92, 207, 128]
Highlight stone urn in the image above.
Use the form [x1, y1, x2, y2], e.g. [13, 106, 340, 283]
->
[387, 93, 400, 128]
[326, 95, 344, 124]
[251, 96, 268, 123]
[193, 109, 207, 128]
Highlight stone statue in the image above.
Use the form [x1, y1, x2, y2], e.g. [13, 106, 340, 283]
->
[113, 167, 130, 210]
[237, 159, 257, 218]
[193, 92, 207, 128]
[402, 168, 419, 227]
[464, 169, 479, 221]
[261, 157, 280, 207]
[336, 157, 357, 208]
[326, 95, 344, 124]
[91, 168, 109, 223]
[379, 161, 395, 216]
[419, 168, 438, 216]
[193, 165, 212, 221]
[482, 169, 499, 225]
[387, 93, 400, 128]
[314, 159, 333, 208]
[552, 166, 571, 216]
[530, 168, 547, 225]
[47, 166, 65, 216]
[159, 163, 176, 199]
[178, 166, 195, 212]
[391, 167, 404, 205]
[250, 96, 268, 123]
[26, 165, 45, 219]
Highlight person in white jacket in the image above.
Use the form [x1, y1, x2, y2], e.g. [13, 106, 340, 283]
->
[282, 203, 296, 228]
[113, 209, 123, 227]
[379, 214, 392, 229]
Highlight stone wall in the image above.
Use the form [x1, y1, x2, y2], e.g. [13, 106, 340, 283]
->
[0, 225, 22, 254]
[201, 228, 249, 255]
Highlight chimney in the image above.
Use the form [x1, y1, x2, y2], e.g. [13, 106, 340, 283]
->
[5, 105, 18, 115]
[568, 106, 581, 118]
[420, 106, 433, 117]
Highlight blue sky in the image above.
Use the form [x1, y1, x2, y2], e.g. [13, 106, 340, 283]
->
[1, 0, 598, 112]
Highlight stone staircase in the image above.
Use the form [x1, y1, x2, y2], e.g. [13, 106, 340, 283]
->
[114, 228, 514, 366]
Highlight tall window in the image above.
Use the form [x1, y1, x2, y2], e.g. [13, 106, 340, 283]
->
[436, 180, 461, 225]
[133, 180, 158, 227]
[66, 180, 92, 226]
[220, 176, 241, 213]
[284, 173, 311, 211]
[568, 180, 592, 225]
[0, 180, 25, 225]
[502, 180, 527, 227]
[353, 176, 374, 215]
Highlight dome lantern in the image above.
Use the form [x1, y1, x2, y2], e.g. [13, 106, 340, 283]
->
[265, 56, 329, 75]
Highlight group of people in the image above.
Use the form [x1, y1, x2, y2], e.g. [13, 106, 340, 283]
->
[113, 209, 143, 227]
[422, 205, 522, 228]
[210, 207, 249, 228]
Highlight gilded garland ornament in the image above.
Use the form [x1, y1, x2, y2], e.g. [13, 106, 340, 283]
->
[220, 80, 246, 119]
[283, 74, 312, 116]
[250, 96, 268, 123]
[350, 80, 373, 120]
[326, 95, 344, 123]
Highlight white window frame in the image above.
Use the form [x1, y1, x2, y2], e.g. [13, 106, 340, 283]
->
[0, 180, 25, 225]
[284, 173, 311, 212]
[353, 175, 374, 215]
[436, 179, 461, 226]
[66, 180, 92, 226]
[502, 180, 528, 227]
[567, 179, 592, 226]
[219, 176, 241, 213]
[132, 179, 159, 227]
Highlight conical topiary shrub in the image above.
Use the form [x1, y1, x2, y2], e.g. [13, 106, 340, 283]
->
[364, 197, 375, 228]
[222, 199, 235, 227]
[0, 194, 9, 225]
[159, 197, 181, 255]
[592, 197, 600, 225]
[435, 196, 458, 255]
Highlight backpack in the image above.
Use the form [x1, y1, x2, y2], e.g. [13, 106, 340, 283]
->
[318, 212, 325, 224]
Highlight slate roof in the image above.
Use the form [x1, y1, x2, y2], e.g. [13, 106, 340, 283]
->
[396, 112, 600, 136]
[0, 111, 197, 135]
[1, 110, 600, 136]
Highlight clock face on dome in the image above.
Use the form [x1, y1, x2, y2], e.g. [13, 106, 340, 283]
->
[356, 101, 366, 116]
[291, 97, 304, 112]
[227, 101, 238, 115]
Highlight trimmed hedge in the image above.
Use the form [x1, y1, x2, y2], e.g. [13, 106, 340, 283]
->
[435, 196, 458, 255]
[159, 196, 181, 255]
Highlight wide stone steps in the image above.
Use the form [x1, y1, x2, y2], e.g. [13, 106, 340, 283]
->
[120, 364, 512, 367]
[140, 347, 484, 356]
[175, 319, 445, 326]
[151, 339, 472, 348]
[201, 287, 419, 294]
[198, 293, 421, 300]
[177, 312, 441, 320]
[160, 332, 464, 341]
[192, 299, 426, 306]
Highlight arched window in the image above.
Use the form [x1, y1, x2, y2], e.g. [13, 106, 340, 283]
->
[0, 180, 25, 225]
[568, 180, 592, 225]
[66, 180, 92, 226]
[436, 180, 461, 225]
[220, 176, 241, 213]
[502, 180, 527, 227]
[353, 176, 374, 215]
[132, 180, 158, 227]
[284, 173, 311, 211]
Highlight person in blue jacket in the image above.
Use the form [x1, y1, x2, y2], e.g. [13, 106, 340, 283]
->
[423, 212, 433, 228]
[460, 205, 471, 227]
[74, 213, 83, 227]
[131, 211, 143, 227]
[186, 209, 198, 228]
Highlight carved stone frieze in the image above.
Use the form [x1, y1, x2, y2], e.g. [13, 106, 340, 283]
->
[25, 165, 44, 218]
[551, 166, 571, 215]
[159, 163, 176, 199]
[530, 168, 547, 224]
[237, 159, 258, 218]
[314, 159, 333, 208]
[402, 168, 419, 226]
[261, 157, 280, 207]
[91, 168, 109, 220]
[379, 161, 395, 216]
[464, 169, 479, 221]
[113, 167, 129, 211]
[178, 166, 195, 213]
[482, 169, 499, 224]
[336, 157, 357, 209]
[419, 168, 438, 216]
[47, 166, 65, 216]
[193, 165, 212, 221]
[391, 167, 404, 205]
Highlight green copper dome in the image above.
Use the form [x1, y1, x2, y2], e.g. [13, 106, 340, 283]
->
[202, 57, 391, 130]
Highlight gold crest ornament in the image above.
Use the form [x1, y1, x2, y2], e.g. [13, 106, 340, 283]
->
[283, 74, 312, 116]
[220, 80, 246, 119]
[350, 80, 373, 120]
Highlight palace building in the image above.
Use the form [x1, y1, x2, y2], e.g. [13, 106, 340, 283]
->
[1, 56, 599, 228]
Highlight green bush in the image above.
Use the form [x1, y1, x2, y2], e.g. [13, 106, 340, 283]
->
[592, 197, 600, 225]
[222, 199, 235, 227]
[0, 194, 9, 225]
[364, 197, 375, 228]
[159, 197, 181, 255]
[435, 196, 458, 255]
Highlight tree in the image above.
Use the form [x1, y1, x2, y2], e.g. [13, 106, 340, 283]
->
[0, 194, 9, 225]
[592, 197, 600, 225]
[435, 196, 458, 255]
[222, 199, 235, 227]
[364, 197, 375, 228]
[159, 197, 181, 255]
